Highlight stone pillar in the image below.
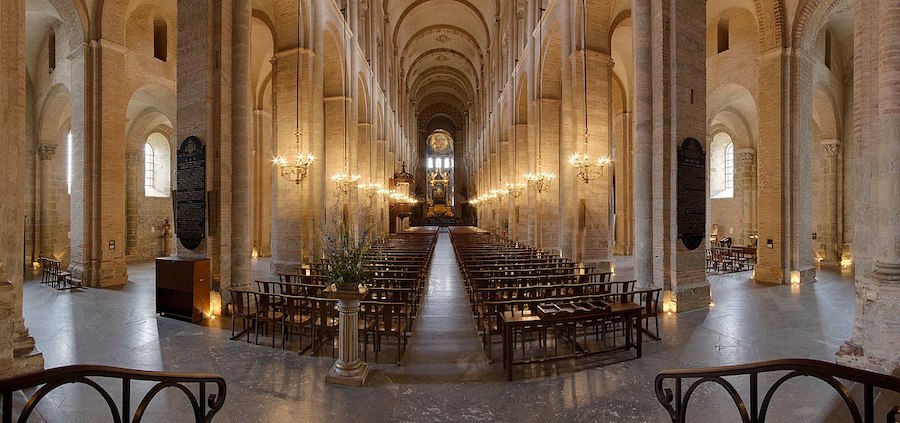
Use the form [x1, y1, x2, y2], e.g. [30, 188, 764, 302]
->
[736, 148, 756, 246]
[38, 143, 57, 258]
[72, 36, 128, 287]
[631, 0, 652, 285]
[177, 0, 235, 294]
[838, 0, 900, 374]
[574, 50, 613, 271]
[754, 48, 788, 284]
[0, 0, 42, 377]
[125, 150, 142, 256]
[649, 0, 710, 311]
[820, 139, 841, 263]
[231, 0, 252, 290]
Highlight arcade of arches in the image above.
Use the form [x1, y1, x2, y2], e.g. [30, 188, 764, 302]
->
[0, 0, 897, 391]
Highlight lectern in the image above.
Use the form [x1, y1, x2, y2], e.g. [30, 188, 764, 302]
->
[155, 257, 210, 322]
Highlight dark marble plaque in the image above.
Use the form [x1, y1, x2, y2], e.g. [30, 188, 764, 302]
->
[176, 136, 206, 250]
[677, 137, 706, 250]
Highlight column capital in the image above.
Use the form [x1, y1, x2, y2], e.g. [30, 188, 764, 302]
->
[38, 143, 57, 161]
[736, 147, 755, 164]
[125, 150, 142, 165]
[820, 139, 841, 157]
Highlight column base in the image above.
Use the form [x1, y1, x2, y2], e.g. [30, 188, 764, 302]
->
[672, 283, 712, 313]
[325, 362, 370, 387]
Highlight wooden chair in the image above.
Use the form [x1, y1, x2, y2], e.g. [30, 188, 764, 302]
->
[636, 288, 662, 340]
[229, 289, 259, 342]
[370, 301, 410, 365]
[280, 294, 312, 352]
[307, 296, 339, 357]
[253, 292, 284, 348]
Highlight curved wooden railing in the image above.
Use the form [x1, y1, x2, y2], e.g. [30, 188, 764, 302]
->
[656, 359, 900, 423]
[0, 365, 226, 423]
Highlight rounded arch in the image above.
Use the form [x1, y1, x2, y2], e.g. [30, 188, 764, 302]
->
[50, 0, 89, 48]
[125, 83, 177, 132]
[539, 27, 564, 100]
[322, 25, 346, 98]
[707, 83, 759, 145]
[515, 76, 528, 125]
[792, 0, 850, 51]
[271, 0, 312, 51]
[38, 83, 72, 143]
[812, 86, 840, 140]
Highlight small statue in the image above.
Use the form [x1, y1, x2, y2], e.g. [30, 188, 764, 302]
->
[162, 219, 171, 236]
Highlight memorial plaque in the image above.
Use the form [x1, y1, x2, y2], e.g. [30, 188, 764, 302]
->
[176, 136, 206, 250]
[677, 137, 706, 250]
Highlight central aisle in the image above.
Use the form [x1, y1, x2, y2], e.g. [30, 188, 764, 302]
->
[400, 230, 491, 380]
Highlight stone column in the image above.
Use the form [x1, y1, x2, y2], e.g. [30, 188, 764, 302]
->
[231, 0, 252, 290]
[575, 50, 613, 271]
[631, 0, 652, 285]
[753, 47, 788, 284]
[838, 0, 900, 374]
[649, 0, 710, 311]
[125, 149, 142, 256]
[37, 143, 57, 259]
[736, 148, 756, 246]
[177, 0, 235, 294]
[0, 0, 42, 377]
[72, 37, 128, 287]
[820, 139, 841, 263]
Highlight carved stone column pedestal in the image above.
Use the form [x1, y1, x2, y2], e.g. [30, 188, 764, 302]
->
[325, 285, 370, 387]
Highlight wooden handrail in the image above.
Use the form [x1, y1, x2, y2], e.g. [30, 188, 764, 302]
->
[0, 364, 226, 423]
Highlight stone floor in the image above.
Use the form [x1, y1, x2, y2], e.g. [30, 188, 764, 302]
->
[16, 233, 866, 422]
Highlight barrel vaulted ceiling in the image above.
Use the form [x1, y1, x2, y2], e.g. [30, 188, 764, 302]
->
[386, 0, 499, 127]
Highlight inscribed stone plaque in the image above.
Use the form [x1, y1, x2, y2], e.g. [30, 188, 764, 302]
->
[677, 137, 706, 250]
[176, 136, 206, 250]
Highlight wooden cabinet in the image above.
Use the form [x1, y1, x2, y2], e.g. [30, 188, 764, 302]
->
[155, 257, 210, 323]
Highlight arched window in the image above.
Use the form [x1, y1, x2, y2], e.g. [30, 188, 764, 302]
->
[724, 143, 734, 190]
[710, 132, 734, 199]
[49, 30, 56, 73]
[144, 143, 155, 190]
[144, 132, 172, 197]
[717, 19, 730, 54]
[153, 18, 167, 61]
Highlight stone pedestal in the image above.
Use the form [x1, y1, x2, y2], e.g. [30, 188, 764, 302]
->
[325, 285, 370, 387]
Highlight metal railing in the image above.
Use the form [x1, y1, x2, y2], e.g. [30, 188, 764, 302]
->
[656, 358, 900, 423]
[0, 365, 226, 423]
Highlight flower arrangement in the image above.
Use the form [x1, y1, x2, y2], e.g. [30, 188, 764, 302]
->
[322, 214, 374, 291]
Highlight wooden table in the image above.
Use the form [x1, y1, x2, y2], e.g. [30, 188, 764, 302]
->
[500, 302, 643, 380]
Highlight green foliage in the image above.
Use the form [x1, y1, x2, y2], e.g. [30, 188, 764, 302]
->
[322, 212, 374, 289]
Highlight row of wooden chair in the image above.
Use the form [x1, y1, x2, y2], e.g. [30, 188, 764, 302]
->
[449, 228, 662, 362]
[227, 229, 438, 365]
[706, 247, 756, 273]
[38, 256, 81, 290]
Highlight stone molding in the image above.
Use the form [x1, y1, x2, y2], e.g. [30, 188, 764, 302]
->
[820, 139, 841, 157]
[125, 150, 142, 166]
[737, 147, 755, 164]
[37, 143, 57, 161]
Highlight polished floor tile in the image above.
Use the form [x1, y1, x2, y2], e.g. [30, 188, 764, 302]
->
[17, 235, 862, 422]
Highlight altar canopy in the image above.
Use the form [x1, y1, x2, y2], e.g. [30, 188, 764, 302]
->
[425, 130, 455, 219]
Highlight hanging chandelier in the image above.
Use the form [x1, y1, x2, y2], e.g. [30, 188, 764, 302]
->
[358, 182, 384, 199]
[505, 181, 526, 199]
[524, 169, 556, 193]
[568, 0, 611, 184]
[331, 172, 361, 194]
[332, 16, 360, 195]
[274, 1, 314, 185]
